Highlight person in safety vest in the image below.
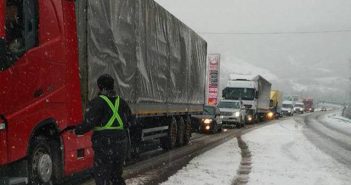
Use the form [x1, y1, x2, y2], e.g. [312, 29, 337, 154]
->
[75, 74, 132, 185]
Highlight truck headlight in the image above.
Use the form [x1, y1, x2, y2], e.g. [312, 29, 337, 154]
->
[267, 112, 274, 118]
[234, 112, 240, 117]
[247, 115, 253, 121]
[203, 119, 212, 124]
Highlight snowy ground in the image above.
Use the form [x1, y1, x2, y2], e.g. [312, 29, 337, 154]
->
[244, 118, 351, 185]
[321, 111, 351, 135]
[128, 114, 351, 185]
[159, 138, 241, 185]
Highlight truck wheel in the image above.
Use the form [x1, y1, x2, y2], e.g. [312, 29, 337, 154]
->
[176, 117, 185, 146]
[211, 122, 218, 134]
[238, 117, 245, 128]
[160, 117, 178, 150]
[243, 118, 247, 127]
[183, 116, 192, 145]
[217, 125, 222, 133]
[28, 137, 53, 185]
[254, 114, 259, 123]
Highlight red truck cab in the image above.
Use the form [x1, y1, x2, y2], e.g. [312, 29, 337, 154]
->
[303, 98, 314, 112]
[0, 0, 93, 184]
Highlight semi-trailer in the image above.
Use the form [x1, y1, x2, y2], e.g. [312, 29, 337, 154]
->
[0, 0, 207, 184]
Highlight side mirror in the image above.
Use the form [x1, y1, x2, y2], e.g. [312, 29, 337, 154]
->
[255, 91, 259, 99]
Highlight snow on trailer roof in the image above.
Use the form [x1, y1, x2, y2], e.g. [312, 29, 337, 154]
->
[229, 74, 257, 81]
[229, 74, 271, 85]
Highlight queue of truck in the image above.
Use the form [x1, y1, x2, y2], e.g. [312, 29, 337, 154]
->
[194, 75, 318, 131]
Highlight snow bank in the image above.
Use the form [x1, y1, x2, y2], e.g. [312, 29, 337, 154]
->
[243, 119, 351, 185]
[160, 138, 241, 185]
[320, 111, 351, 136]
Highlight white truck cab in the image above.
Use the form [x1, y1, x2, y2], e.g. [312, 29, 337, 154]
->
[282, 100, 294, 116]
[222, 74, 271, 122]
[294, 102, 305, 114]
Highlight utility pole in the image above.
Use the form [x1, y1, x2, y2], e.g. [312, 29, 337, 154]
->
[349, 60, 351, 105]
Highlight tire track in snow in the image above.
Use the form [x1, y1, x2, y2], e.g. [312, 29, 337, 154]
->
[232, 136, 252, 185]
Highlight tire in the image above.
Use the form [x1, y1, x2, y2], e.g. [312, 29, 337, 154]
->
[183, 116, 192, 145]
[217, 125, 222, 133]
[243, 117, 247, 127]
[160, 117, 178, 150]
[210, 122, 217, 134]
[176, 117, 185, 146]
[254, 114, 259, 123]
[28, 137, 54, 185]
[240, 117, 245, 128]
[236, 118, 243, 128]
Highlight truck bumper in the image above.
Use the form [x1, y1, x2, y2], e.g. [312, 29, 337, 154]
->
[222, 117, 240, 127]
[282, 111, 292, 116]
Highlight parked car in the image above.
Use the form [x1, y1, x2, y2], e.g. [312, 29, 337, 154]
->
[218, 100, 247, 128]
[321, 107, 327, 111]
[191, 105, 223, 133]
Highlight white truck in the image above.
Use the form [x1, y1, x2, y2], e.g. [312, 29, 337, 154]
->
[293, 102, 305, 114]
[222, 74, 272, 122]
[282, 100, 294, 116]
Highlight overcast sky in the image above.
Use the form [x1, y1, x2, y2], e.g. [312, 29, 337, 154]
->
[155, 0, 351, 103]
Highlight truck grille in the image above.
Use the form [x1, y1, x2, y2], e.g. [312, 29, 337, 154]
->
[221, 112, 233, 116]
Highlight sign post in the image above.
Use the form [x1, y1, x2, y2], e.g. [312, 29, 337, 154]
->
[207, 54, 220, 105]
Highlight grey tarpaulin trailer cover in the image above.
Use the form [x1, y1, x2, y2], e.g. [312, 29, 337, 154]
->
[76, 0, 207, 115]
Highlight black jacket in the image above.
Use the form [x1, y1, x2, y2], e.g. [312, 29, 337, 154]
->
[75, 91, 133, 140]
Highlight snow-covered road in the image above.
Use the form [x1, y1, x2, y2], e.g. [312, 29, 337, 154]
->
[157, 113, 351, 185]
[245, 115, 351, 185]
[160, 139, 241, 185]
[304, 111, 351, 172]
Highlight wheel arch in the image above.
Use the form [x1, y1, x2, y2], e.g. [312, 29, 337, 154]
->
[28, 118, 61, 148]
[27, 118, 64, 183]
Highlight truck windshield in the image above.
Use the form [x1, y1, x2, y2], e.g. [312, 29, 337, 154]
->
[295, 104, 304, 108]
[203, 106, 215, 115]
[282, 104, 293, 108]
[218, 101, 240, 109]
[223, 88, 255, 100]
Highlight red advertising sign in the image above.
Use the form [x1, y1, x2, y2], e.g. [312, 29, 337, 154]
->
[207, 54, 220, 105]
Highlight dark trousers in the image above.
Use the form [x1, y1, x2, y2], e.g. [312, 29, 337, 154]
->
[92, 136, 128, 185]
